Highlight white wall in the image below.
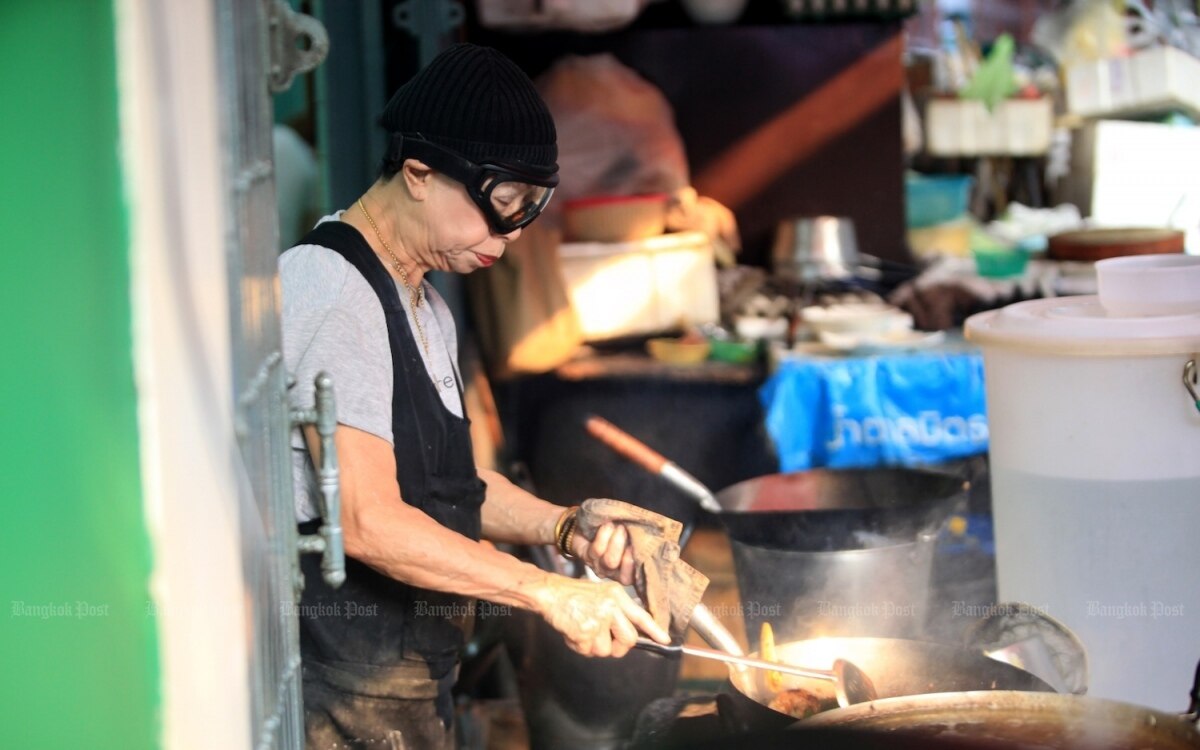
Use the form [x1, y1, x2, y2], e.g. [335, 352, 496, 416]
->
[118, 1, 253, 747]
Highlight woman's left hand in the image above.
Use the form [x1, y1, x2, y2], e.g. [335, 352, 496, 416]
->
[572, 521, 636, 586]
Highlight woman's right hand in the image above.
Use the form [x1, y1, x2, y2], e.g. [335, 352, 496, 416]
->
[532, 574, 671, 658]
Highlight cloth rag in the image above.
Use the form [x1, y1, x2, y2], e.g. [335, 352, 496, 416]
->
[575, 498, 709, 640]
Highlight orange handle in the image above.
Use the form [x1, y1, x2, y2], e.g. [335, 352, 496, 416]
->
[585, 415, 670, 474]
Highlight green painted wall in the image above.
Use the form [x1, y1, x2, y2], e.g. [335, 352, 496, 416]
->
[0, 1, 159, 748]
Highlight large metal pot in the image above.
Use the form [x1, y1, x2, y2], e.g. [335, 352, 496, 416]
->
[584, 417, 965, 642]
[715, 468, 965, 643]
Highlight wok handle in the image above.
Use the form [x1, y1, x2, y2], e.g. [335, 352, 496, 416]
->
[635, 639, 835, 682]
[635, 638, 684, 657]
[586, 415, 669, 473]
[585, 415, 723, 514]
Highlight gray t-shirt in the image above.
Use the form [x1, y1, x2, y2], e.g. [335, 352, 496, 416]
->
[281, 213, 463, 522]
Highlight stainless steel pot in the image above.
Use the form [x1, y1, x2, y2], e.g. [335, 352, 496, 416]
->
[771, 216, 860, 282]
[584, 417, 966, 643]
[715, 468, 965, 643]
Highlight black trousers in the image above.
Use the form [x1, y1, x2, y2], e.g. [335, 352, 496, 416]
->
[302, 660, 455, 750]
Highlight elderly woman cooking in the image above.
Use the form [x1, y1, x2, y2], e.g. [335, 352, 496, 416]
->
[280, 43, 670, 749]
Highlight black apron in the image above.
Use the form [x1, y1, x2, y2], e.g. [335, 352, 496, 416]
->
[294, 222, 486, 749]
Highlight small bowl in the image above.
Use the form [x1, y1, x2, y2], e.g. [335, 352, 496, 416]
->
[708, 338, 760, 364]
[1096, 254, 1200, 317]
[734, 316, 790, 341]
[646, 337, 711, 365]
[973, 246, 1029, 279]
[800, 304, 912, 336]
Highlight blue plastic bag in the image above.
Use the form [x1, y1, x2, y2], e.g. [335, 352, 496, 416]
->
[760, 353, 988, 471]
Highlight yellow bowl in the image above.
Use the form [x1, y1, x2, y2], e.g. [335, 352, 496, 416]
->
[646, 337, 711, 365]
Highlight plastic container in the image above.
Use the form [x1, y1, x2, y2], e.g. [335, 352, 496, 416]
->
[707, 338, 759, 364]
[964, 254, 1200, 712]
[907, 218, 972, 259]
[645, 336, 710, 365]
[558, 231, 719, 341]
[905, 173, 973, 228]
[972, 246, 1029, 278]
[1095, 254, 1200, 317]
[1067, 46, 1200, 120]
[925, 97, 1054, 156]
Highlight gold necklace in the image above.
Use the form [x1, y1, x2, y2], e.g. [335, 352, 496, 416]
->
[356, 198, 430, 358]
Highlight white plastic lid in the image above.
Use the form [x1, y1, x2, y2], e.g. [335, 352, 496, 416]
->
[967, 254, 1200, 356]
[965, 296, 1200, 356]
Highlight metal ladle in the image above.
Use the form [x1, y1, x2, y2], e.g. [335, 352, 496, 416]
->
[635, 638, 878, 708]
[581, 564, 877, 707]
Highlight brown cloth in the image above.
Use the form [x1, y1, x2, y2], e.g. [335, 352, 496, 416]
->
[575, 498, 709, 640]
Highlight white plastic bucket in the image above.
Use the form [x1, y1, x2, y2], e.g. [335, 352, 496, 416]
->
[965, 254, 1200, 711]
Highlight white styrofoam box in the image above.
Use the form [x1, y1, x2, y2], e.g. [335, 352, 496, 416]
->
[1064, 120, 1200, 255]
[925, 97, 1054, 156]
[1130, 45, 1200, 118]
[1067, 46, 1200, 119]
[1066, 56, 1136, 117]
[558, 231, 719, 341]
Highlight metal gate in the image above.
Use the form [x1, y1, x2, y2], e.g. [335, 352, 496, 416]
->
[213, 1, 331, 748]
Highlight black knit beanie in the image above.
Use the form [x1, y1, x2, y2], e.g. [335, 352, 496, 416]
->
[380, 43, 557, 173]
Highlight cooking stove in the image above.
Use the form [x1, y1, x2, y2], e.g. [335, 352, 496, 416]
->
[626, 691, 1010, 749]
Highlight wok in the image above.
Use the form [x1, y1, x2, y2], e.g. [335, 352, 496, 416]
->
[798, 691, 1200, 749]
[584, 416, 967, 640]
[795, 659, 1200, 749]
[720, 636, 1054, 732]
[584, 416, 966, 548]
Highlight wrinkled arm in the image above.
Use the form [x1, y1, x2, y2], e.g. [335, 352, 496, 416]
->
[303, 425, 548, 608]
[477, 467, 560, 547]
[478, 467, 636, 585]
[301, 425, 668, 654]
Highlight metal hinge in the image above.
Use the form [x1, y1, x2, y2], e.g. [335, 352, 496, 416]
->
[267, 0, 329, 93]
[292, 372, 346, 589]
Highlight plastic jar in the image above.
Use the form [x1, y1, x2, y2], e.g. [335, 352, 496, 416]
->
[965, 254, 1200, 711]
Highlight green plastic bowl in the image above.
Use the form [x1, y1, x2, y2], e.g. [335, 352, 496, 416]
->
[707, 338, 760, 364]
[973, 246, 1029, 278]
